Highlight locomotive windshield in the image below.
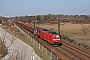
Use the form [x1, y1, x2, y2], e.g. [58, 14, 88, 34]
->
[53, 35, 59, 38]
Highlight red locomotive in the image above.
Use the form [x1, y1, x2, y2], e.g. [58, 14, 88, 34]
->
[15, 20, 62, 46]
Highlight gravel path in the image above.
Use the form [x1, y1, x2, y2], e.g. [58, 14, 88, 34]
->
[0, 27, 42, 60]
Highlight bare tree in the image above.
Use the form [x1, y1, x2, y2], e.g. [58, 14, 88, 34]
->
[0, 38, 7, 59]
[0, 32, 15, 60]
[81, 25, 89, 36]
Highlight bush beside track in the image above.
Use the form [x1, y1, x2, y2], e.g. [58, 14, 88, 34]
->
[0, 38, 8, 59]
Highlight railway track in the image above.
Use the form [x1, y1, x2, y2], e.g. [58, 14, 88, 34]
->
[15, 24, 74, 60]
[56, 41, 90, 60]
[15, 23, 90, 60]
[56, 47, 81, 60]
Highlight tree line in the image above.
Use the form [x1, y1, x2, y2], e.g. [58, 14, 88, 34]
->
[14, 14, 90, 24]
[0, 14, 90, 24]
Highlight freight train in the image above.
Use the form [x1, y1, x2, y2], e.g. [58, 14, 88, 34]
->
[15, 20, 62, 46]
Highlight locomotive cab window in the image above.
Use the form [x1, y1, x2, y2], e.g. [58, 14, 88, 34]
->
[53, 35, 59, 38]
[51, 31, 58, 34]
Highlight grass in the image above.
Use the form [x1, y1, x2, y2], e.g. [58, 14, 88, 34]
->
[0, 25, 49, 60]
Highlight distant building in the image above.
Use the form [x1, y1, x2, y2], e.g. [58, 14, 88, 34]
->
[5, 15, 10, 18]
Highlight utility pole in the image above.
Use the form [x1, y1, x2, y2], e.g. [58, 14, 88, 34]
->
[57, 15, 60, 37]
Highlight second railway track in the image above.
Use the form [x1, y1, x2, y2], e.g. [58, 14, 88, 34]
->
[56, 41, 90, 60]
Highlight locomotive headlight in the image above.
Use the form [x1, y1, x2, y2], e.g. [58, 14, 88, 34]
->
[53, 35, 60, 41]
[53, 39, 60, 41]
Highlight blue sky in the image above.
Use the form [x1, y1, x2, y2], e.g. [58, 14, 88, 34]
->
[0, 0, 90, 17]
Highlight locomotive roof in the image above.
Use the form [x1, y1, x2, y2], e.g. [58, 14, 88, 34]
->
[42, 29, 58, 34]
[50, 31, 58, 34]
